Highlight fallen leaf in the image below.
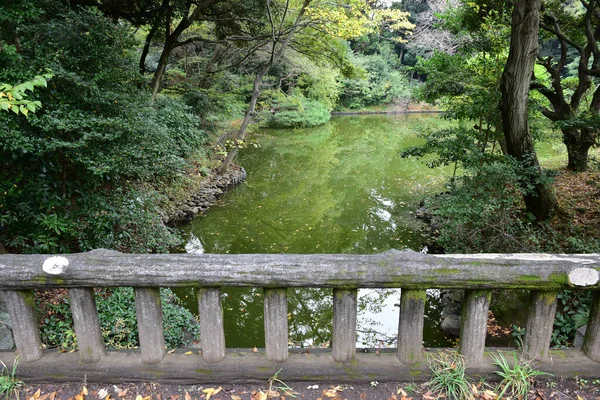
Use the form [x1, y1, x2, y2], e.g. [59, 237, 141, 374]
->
[387, 395, 397, 400]
[31, 388, 41, 400]
[471, 384, 479, 396]
[167, 349, 176, 354]
[81, 387, 88, 396]
[98, 388, 109, 399]
[360, 392, 367, 400]
[483, 390, 498, 399]
[75, 395, 84, 400]
[38, 392, 58, 400]
[117, 388, 129, 398]
[203, 387, 222, 400]
[184, 351, 193, 355]
[185, 391, 192, 400]
[265, 389, 279, 398]
[252, 391, 267, 400]
[231, 396, 242, 400]
[397, 388, 407, 397]
[252, 346, 258, 353]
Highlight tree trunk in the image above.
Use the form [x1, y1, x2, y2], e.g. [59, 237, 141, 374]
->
[217, 0, 312, 174]
[217, 65, 270, 174]
[500, 0, 557, 221]
[564, 128, 595, 172]
[139, 18, 160, 75]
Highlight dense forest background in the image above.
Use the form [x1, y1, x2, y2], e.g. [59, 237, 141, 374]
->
[3, 0, 600, 257]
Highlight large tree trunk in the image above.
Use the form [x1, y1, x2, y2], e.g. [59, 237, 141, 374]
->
[564, 128, 595, 171]
[500, 0, 557, 221]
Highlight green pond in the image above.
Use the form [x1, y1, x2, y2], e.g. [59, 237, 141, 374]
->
[179, 114, 564, 349]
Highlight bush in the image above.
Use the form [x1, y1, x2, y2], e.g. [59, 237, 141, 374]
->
[427, 160, 536, 253]
[38, 288, 199, 350]
[0, 2, 205, 253]
[265, 96, 330, 128]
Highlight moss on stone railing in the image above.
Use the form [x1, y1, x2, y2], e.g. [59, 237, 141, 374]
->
[0, 249, 599, 383]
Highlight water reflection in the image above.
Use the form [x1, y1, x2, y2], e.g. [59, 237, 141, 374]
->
[179, 115, 455, 348]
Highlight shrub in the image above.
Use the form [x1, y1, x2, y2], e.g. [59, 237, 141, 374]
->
[265, 96, 330, 128]
[38, 288, 199, 350]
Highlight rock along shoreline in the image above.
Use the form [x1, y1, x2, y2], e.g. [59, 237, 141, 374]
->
[161, 165, 247, 227]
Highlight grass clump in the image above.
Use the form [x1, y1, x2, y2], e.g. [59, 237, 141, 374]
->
[492, 352, 549, 399]
[0, 358, 23, 400]
[427, 351, 473, 400]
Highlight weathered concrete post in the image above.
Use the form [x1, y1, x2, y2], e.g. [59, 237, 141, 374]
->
[459, 290, 491, 364]
[583, 291, 600, 362]
[4, 290, 43, 362]
[332, 289, 357, 362]
[523, 291, 557, 361]
[264, 288, 288, 362]
[135, 287, 165, 364]
[198, 288, 226, 363]
[397, 289, 425, 364]
[69, 288, 105, 363]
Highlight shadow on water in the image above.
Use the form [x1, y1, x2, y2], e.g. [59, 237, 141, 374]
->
[177, 114, 460, 348]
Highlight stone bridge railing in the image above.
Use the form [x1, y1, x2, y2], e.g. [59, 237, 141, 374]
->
[0, 249, 599, 383]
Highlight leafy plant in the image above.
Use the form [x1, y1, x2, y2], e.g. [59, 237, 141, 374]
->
[267, 369, 297, 398]
[492, 351, 549, 399]
[426, 351, 472, 400]
[0, 357, 22, 400]
[38, 288, 199, 350]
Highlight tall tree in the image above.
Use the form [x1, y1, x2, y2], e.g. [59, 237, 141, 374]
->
[500, 0, 557, 221]
[531, 0, 600, 171]
[217, 0, 413, 173]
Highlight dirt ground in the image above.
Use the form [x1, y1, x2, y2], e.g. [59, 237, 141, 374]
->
[12, 377, 600, 400]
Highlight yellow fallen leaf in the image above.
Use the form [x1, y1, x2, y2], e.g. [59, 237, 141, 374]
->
[203, 386, 222, 400]
[185, 391, 192, 400]
[167, 349, 176, 354]
[322, 389, 339, 398]
[184, 351, 193, 355]
[29, 388, 42, 400]
[81, 386, 88, 396]
[75, 395, 84, 400]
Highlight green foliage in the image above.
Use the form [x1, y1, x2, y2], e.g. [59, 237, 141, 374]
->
[492, 352, 549, 398]
[427, 351, 472, 400]
[551, 290, 592, 347]
[0, 358, 22, 400]
[0, 1, 206, 253]
[340, 45, 412, 109]
[263, 92, 331, 129]
[38, 288, 200, 350]
[0, 73, 53, 116]
[426, 159, 544, 253]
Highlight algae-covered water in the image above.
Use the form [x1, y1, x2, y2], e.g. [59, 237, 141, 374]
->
[179, 114, 460, 349]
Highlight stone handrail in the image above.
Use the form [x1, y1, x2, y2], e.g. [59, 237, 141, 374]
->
[0, 249, 599, 383]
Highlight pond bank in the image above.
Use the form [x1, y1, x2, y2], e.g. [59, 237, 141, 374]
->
[161, 165, 247, 226]
[331, 110, 444, 116]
